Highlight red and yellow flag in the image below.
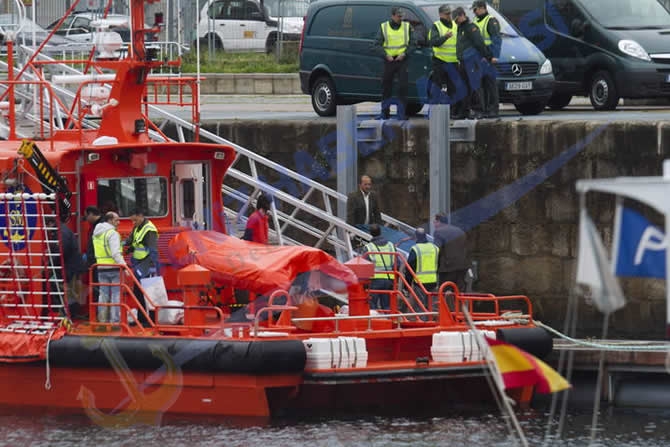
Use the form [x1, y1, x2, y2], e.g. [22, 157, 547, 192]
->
[486, 337, 570, 394]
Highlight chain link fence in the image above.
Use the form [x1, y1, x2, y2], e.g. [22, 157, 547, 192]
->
[6, 0, 304, 61]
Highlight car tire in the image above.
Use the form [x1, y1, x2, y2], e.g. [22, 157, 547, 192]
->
[547, 93, 573, 110]
[514, 101, 546, 116]
[200, 34, 222, 51]
[405, 102, 424, 116]
[266, 35, 277, 55]
[311, 76, 337, 116]
[589, 70, 618, 111]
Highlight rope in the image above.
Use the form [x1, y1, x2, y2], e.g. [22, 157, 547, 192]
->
[44, 326, 58, 390]
[535, 320, 670, 352]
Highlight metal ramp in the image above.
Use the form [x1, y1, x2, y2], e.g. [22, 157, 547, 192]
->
[2, 48, 425, 262]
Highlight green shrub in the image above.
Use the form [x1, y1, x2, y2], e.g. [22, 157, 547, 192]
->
[181, 48, 299, 73]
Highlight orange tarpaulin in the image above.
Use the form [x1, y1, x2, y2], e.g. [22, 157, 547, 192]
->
[0, 325, 67, 363]
[168, 231, 359, 296]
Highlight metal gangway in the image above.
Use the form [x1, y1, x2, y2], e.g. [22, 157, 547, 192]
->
[0, 47, 419, 262]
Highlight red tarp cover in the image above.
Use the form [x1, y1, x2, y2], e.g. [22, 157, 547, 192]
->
[168, 231, 359, 295]
[0, 325, 67, 363]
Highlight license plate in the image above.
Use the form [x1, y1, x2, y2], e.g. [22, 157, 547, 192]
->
[505, 81, 533, 91]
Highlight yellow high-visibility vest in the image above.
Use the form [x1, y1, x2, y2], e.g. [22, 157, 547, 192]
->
[131, 220, 158, 261]
[381, 21, 410, 57]
[431, 20, 458, 63]
[365, 241, 396, 280]
[410, 242, 438, 284]
[475, 14, 492, 46]
[93, 228, 116, 265]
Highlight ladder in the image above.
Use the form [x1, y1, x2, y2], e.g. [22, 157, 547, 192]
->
[0, 48, 420, 261]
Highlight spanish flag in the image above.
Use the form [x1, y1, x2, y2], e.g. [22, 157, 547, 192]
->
[487, 337, 570, 394]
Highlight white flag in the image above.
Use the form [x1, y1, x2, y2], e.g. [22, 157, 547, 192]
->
[576, 210, 626, 314]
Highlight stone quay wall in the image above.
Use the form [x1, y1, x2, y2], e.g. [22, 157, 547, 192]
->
[202, 118, 670, 338]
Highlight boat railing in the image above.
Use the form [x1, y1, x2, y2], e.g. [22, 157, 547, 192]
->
[291, 311, 439, 333]
[453, 291, 533, 323]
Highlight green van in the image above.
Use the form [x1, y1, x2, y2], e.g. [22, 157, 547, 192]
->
[299, 0, 555, 116]
[496, 0, 670, 110]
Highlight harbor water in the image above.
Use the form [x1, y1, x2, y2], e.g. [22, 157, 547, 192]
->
[0, 406, 667, 446]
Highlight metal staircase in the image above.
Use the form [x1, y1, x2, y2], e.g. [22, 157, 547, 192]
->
[0, 47, 423, 262]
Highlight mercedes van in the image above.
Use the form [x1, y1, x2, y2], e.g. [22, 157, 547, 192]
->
[496, 0, 670, 110]
[299, 0, 554, 116]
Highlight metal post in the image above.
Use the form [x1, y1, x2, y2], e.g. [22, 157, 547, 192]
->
[336, 105, 358, 260]
[429, 104, 450, 235]
[337, 105, 358, 221]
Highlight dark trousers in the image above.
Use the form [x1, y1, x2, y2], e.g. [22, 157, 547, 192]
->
[430, 59, 461, 108]
[130, 265, 150, 325]
[381, 58, 408, 118]
[370, 278, 393, 310]
[439, 270, 468, 293]
[480, 71, 499, 116]
[459, 56, 486, 117]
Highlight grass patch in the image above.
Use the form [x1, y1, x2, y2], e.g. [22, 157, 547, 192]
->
[182, 45, 299, 73]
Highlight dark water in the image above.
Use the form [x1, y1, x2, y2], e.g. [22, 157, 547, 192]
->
[0, 407, 667, 447]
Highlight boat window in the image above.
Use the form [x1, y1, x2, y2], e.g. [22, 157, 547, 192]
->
[97, 177, 168, 218]
[181, 179, 196, 219]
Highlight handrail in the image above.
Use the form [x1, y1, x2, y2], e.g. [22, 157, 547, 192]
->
[253, 305, 298, 335]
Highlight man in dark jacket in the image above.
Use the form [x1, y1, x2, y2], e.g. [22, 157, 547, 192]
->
[373, 7, 416, 120]
[433, 213, 469, 292]
[347, 175, 382, 226]
[452, 6, 492, 119]
[472, 0, 501, 117]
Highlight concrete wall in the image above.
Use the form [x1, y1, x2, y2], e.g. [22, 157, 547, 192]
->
[198, 74, 302, 95]
[205, 118, 670, 338]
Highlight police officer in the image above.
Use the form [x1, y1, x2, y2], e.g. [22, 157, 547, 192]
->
[374, 7, 415, 120]
[125, 208, 159, 325]
[428, 5, 461, 115]
[472, 0, 501, 118]
[406, 227, 439, 310]
[452, 6, 492, 119]
[363, 224, 397, 310]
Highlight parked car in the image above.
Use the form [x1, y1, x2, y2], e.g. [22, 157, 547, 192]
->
[299, 0, 554, 116]
[496, 0, 670, 110]
[47, 12, 155, 44]
[0, 14, 86, 55]
[197, 0, 307, 53]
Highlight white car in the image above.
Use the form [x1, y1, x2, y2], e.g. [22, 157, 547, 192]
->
[47, 13, 155, 44]
[197, 0, 307, 53]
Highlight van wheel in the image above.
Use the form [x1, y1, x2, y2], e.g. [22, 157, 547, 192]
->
[405, 103, 424, 116]
[311, 76, 337, 116]
[589, 71, 618, 111]
[514, 101, 546, 116]
[548, 93, 573, 110]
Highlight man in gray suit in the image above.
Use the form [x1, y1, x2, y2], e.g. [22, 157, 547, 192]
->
[433, 212, 469, 291]
[347, 175, 382, 226]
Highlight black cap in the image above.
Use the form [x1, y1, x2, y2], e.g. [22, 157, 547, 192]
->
[391, 6, 403, 16]
[452, 6, 466, 17]
[471, 0, 487, 10]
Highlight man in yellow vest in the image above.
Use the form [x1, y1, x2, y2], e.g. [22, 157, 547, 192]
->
[406, 227, 439, 310]
[363, 224, 397, 310]
[373, 7, 415, 120]
[92, 212, 126, 324]
[472, 0, 501, 118]
[428, 5, 462, 117]
[125, 208, 159, 325]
